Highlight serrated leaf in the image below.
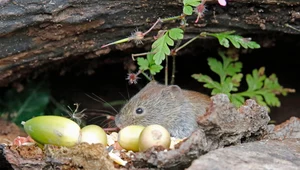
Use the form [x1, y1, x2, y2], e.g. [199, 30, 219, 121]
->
[227, 62, 242, 76]
[247, 41, 261, 49]
[246, 69, 266, 91]
[149, 64, 163, 75]
[192, 74, 222, 90]
[220, 81, 233, 94]
[165, 35, 174, 46]
[151, 29, 184, 65]
[207, 58, 223, 76]
[169, 28, 184, 40]
[219, 38, 230, 48]
[262, 92, 280, 107]
[193, 49, 294, 111]
[231, 94, 245, 107]
[227, 35, 242, 48]
[137, 57, 149, 70]
[231, 73, 243, 87]
[207, 32, 261, 49]
[253, 95, 266, 107]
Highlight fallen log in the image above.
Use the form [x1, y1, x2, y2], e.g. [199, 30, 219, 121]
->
[0, 0, 299, 86]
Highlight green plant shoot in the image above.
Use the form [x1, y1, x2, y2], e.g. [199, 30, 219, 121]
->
[151, 28, 184, 65]
[192, 51, 295, 110]
[202, 31, 261, 49]
[183, 0, 201, 15]
[137, 52, 163, 75]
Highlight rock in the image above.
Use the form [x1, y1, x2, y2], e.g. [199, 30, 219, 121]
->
[187, 138, 300, 170]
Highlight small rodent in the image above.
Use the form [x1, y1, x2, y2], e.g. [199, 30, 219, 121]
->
[115, 81, 211, 138]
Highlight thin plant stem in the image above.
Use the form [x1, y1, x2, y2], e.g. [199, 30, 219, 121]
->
[143, 19, 161, 35]
[160, 15, 183, 22]
[165, 56, 168, 85]
[170, 39, 183, 85]
[141, 72, 152, 81]
[143, 15, 183, 36]
[175, 35, 200, 53]
[285, 23, 300, 32]
[171, 55, 176, 85]
[170, 17, 186, 84]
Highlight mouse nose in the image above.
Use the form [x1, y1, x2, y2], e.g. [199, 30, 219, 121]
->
[114, 114, 122, 128]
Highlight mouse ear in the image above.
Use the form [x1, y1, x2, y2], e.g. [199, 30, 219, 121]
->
[161, 85, 183, 99]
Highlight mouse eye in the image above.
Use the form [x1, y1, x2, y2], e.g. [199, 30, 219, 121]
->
[135, 107, 144, 114]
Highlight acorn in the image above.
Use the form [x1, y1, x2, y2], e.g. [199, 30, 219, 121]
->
[118, 125, 145, 152]
[80, 124, 107, 145]
[22, 115, 81, 147]
[139, 124, 171, 152]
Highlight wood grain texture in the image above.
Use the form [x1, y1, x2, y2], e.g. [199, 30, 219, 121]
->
[0, 0, 299, 86]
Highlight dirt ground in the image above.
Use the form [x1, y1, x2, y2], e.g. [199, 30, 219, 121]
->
[0, 119, 27, 145]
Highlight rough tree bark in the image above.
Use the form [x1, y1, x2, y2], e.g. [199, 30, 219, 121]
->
[0, 0, 299, 86]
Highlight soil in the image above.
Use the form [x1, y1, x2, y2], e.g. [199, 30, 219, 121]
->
[0, 119, 27, 145]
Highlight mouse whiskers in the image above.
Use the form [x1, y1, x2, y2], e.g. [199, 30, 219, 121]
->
[85, 109, 116, 128]
[85, 93, 119, 115]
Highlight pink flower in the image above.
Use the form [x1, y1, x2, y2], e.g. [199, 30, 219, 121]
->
[126, 72, 140, 84]
[218, 0, 227, 6]
[194, 3, 207, 23]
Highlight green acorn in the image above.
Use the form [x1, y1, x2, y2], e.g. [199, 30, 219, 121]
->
[22, 115, 81, 147]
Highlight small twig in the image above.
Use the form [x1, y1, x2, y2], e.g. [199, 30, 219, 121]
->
[131, 52, 153, 60]
[285, 23, 300, 32]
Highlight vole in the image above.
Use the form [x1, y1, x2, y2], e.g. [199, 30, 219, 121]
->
[115, 81, 211, 138]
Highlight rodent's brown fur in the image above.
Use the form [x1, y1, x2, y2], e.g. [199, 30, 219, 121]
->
[115, 81, 211, 138]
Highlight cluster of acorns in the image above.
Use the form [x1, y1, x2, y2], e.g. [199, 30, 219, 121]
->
[20, 115, 181, 166]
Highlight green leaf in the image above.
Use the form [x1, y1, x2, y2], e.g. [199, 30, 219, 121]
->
[169, 28, 184, 40]
[193, 51, 295, 111]
[137, 57, 149, 70]
[207, 31, 261, 49]
[246, 68, 266, 91]
[231, 94, 245, 106]
[231, 73, 243, 87]
[147, 52, 156, 65]
[137, 52, 163, 76]
[183, 6, 193, 15]
[183, 0, 201, 6]
[183, 0, 201, 15]
[192, 74, 222, 90]
[262, 92, 280, 107]
[0, 80, 50, 126]
[149, 64, 163, 75]
[151, 28, 184, 65]
[227, 62, 243, 76]
[253, 95, 266, 107]
[207, 57, 223, 76]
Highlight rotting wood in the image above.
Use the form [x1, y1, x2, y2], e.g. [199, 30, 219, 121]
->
[0, 0, 299, 86]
